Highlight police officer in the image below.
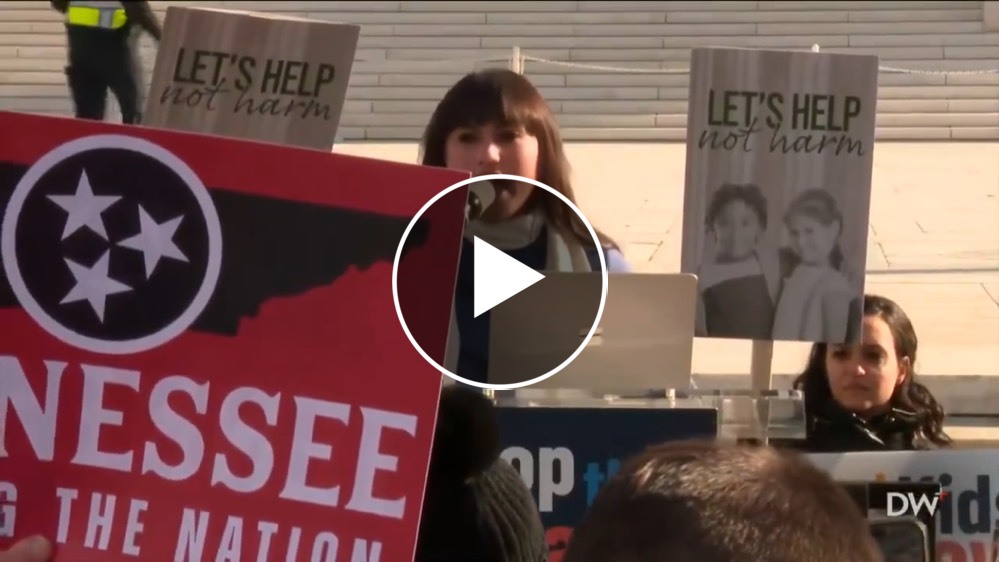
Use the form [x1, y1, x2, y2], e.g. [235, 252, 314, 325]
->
[50, 0, 162, 124]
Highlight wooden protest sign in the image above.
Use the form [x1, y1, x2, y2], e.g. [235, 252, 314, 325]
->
[681, 46, 878, 346]
[679, 47, 879, 399]
[144, 7, 359, 151]
[0, 110, 467, 561]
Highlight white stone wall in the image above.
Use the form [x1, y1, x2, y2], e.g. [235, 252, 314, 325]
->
[1, 0, 997, 140]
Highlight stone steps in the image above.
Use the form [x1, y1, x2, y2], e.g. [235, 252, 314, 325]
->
[335, 125, 999, 141]
[580, 128, 998, 141]
[945, 417, 999, 447]
[0, 1, 996, 139]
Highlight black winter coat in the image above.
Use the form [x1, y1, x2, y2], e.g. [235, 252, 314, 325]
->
[803, 402, 924, 453]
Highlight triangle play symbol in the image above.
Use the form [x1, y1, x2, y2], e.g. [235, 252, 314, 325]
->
[473, 236, 546, 318]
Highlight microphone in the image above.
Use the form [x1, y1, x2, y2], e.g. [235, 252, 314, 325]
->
[466, 180, 496, 221]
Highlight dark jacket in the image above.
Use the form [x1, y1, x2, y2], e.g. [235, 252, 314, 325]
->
[803, 402, 924, 453]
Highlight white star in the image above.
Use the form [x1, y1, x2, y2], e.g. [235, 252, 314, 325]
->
[47, 170, 122, 241]
[117, 205, 188, 279]
[61, 251, 132, 323]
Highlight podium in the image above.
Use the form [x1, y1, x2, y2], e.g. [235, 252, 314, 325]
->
[491, 387, 805, 443]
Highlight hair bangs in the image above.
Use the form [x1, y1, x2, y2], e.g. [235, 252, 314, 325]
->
[434, 69, 549, 136]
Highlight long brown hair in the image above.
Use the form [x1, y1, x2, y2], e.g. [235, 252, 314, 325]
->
[419, 68, 619, 250]
[793, 294, 951, 448]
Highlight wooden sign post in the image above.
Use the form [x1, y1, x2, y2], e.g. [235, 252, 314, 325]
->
[144, 7, 360, 151]
[680, 47, 879, 441]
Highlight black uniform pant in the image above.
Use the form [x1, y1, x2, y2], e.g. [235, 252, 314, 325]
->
[65, 25, 143, 124]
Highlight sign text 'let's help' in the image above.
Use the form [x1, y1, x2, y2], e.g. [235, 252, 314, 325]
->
[701, 90, 866, 156]
[144, 7, 360, 151]
[165, 48, 339, 120]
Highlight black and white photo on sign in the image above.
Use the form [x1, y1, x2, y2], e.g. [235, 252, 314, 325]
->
[679, 47, 879, 345]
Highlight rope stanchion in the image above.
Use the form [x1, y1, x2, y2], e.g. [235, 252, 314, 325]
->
[511, 46, 524, 74]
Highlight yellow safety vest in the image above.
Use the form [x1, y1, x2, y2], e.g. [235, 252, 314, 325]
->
[66, 0, 128, 30]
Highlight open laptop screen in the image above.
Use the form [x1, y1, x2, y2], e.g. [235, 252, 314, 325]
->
[487, 272, 697, 392]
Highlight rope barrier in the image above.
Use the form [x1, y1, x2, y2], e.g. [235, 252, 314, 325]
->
[876, 64, 999, 75]
[521, 56, 690, 75]
[522, 55, 999, 76]
[353, 55, 510, 65]
[351, 52, 999, 76]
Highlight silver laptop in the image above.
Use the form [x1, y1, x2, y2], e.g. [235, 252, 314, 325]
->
[487, 272, 698, 392]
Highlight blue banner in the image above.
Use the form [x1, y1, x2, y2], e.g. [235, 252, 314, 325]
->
[496, 406, 718, 559]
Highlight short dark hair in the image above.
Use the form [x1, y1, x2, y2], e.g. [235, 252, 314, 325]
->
[705, 183, 769, 231]
[564, 440, 883, 562]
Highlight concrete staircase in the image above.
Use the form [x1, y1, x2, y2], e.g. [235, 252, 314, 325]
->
[0, 1, 997, 140]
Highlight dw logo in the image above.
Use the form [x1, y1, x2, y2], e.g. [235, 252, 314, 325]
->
[886, 491, 949, 518]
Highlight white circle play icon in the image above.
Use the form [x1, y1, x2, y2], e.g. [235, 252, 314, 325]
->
[391, 173, 608, 390]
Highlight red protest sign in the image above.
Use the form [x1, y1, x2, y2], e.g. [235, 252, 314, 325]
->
[0, 111, 467, 562]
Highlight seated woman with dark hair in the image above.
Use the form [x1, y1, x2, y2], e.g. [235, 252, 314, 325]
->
[793, 293, 951, 452]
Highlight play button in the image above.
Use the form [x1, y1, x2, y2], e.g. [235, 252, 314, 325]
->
[473, 236, 545, 317]
[392, 173, 608, 391]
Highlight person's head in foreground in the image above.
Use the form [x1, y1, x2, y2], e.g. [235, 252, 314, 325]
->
[419, 67, 618, 252]
[416, 385, 548, 562]
[0, 536, 52, 562]
[563, 440, 884, 562]
[794, 293, 950, 451]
